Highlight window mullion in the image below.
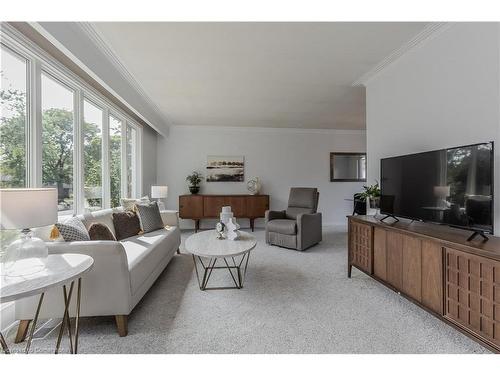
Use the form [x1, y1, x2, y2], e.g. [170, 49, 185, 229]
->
[136, 127, 143, 198]
[121, 120, 127, 199]
[102, 108, 110, 209]
[74, 89, 84, 214]
[29, 59, 42, 188]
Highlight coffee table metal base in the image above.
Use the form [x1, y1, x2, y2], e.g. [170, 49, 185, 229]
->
[192, 252, 250, 290]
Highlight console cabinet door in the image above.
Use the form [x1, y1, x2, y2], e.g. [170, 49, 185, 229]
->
[445, 248, 500, 349]
[421, 241, 443, 314]
[386, 232, 403, 290]
[179, 195, 203, 218]
[373, 228, 387, 281]
[246, 195, 269, 218]
[349, 221, 373, 274]
[203, 196, 226, 217]
[224, 196, 246, 217]
[402, 235, 422, 302]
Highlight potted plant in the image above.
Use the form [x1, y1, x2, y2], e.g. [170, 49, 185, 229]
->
[186, 171, 203, 194]
[354, 181, 381, 209]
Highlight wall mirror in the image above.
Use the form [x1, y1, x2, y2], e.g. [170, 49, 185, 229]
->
[330, 152, 367, 182]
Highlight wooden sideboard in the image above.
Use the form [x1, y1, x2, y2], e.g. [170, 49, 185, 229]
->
[179, 194, 269, 232]
[348, 215, 500, 352]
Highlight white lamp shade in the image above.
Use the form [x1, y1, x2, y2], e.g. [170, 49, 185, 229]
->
[151, 185, 168, 199]
[0, 188, 58, 229]
[433, 186, 450, 198]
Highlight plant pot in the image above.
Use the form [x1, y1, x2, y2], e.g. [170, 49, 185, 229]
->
[369, 196, 380, 209]
[189, 186, 200, 194]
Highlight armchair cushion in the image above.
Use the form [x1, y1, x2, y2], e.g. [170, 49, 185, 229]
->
[266, 219, 297, 235]
[285, 187, 318, 219]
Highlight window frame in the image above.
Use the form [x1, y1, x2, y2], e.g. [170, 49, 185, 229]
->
[1, 25, 143, 215]
[0, 42, 31, 188]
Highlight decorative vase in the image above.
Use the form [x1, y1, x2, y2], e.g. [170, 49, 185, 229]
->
[226, 217, 241, 241]
[189, 186, 200, 194]
[369, 196, 380, 209]
[220, 206, 234, 225]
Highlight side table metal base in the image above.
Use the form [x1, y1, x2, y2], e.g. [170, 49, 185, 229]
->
[1, 278, 83, 354]
[192, 252, 251, 290]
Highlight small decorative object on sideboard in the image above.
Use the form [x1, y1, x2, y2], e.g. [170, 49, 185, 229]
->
[247, 177, 261, 195]
[226, 217, 241, 241]
[186, 171, 203, 194]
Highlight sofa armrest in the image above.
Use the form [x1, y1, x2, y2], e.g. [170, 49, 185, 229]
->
[160, 210, 179, 227]
[265, 210, 286, 223]
[16, 241, 132, 320]
[296, 212, 322, 251]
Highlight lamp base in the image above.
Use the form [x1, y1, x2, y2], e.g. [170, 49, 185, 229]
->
[0, 230, 48, 277]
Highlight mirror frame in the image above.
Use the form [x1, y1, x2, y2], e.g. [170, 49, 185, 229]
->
[330, 152, 367, 182]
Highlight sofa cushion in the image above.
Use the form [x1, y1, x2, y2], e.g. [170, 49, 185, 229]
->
[121, 227, 179, 294]
[88, 223, 116, 241]
[135, 202, 164, 233]
[121, 196, 150, 212]
[80, 208, 121, 238]
[55, 217, 90, 242]
[267, 219, 297, 235]
[113, 211, 141, 240]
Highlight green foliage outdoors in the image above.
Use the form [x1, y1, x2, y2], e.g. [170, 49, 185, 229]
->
[0, 88, 122, 210]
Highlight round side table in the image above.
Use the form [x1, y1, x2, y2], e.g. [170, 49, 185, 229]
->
[0, 253, 94, 354]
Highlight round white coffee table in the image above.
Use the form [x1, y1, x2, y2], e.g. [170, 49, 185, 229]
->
[185, 230, 256, 290]
[0, 254, 94, 354]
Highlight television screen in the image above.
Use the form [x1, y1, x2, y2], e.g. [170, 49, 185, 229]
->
[380, 142, 494, 233]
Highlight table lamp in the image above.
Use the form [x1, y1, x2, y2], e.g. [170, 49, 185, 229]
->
[0, 188, 57, 276]
[151, 185, 168, 210]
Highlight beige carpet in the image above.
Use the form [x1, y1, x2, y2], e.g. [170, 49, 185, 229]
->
[5, 227, 490, 353]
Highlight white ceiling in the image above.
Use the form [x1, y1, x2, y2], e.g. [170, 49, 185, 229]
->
[92, 22, 429, 130]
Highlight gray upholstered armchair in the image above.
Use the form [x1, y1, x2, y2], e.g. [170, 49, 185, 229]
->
[265, 187, 322, 251]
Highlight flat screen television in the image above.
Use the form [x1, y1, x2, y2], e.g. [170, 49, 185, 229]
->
[380, 142, 494, 236]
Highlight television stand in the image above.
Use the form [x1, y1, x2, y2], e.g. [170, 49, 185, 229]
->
[379, 214, 399, 223]
[467, 230, 489, 242]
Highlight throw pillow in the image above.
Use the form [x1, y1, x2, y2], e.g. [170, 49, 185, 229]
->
[55, 217, 91, 242]
[136, 201, 164, 233]
[112, 211, 141, 240]
[88, 223, 116, 241]
[121, 196, 150, 212]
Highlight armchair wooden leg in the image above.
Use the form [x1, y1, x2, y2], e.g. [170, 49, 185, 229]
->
[115, 315, 128, 337]
[177, 248, 181, 254]
[15, 320, 31, 343]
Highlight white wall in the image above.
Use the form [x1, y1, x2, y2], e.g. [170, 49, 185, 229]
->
[142, 125, 158, 195]
[156, 126, 366, 229]
[365, 23, 500, 233]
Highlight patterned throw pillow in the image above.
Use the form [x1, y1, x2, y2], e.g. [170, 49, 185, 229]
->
[88, 223, 116, 241]
[55, 217, 91, 242]
[112, 211, 142, 240]
[136, 201, 164, 233]
[121, 196, 150, 211]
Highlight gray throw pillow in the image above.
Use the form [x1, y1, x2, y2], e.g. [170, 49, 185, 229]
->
[136, 202, 164, 233]
[55, 217, 91, 242]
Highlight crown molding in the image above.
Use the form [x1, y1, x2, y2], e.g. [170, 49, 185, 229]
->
[171, 124, 366, 136]
[352, 22, 452, 87]
[76, 22, 172, 129]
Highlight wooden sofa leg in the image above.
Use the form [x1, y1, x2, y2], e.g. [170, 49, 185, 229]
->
[15, 320, 31, 343]
[115, 315, 128, 337]
[177, 248, 181, 254]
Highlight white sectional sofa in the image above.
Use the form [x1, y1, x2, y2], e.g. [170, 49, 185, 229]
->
[14, 208, 181, 340]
